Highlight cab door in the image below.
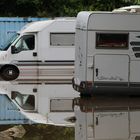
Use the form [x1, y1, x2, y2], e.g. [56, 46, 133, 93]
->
[10, 34, 39, 83]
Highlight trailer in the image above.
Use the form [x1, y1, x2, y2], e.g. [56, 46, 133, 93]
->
[74, 96, 140, 140]
[72, 7, 140, 96]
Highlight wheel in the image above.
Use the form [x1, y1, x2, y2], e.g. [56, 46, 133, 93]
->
[0, 65, 19, 81]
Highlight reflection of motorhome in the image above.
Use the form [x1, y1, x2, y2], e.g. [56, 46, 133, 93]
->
[0, 83, 77, 126]
[0, 19, 75, 83]
[74, 97, 140, 140]
[72, 10, 140, 95]
[0, 19, 78, 126]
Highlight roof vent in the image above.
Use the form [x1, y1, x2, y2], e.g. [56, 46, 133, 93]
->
[113, 5, 140, 13]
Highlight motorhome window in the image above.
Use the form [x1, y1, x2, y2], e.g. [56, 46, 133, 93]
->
[12, 35, 35, 54]
[50, 33, 75, 46]
[11, 91, 35, 110]
[50, 99, 73, 112]
[96, 33, 128, 49]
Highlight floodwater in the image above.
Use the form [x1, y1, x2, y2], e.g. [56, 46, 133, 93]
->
[0, 124, 74, 140]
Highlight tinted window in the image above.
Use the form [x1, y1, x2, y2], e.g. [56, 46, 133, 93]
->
[96, 33, 128, 49]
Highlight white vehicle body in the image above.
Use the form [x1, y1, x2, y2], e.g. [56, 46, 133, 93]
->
[73, 11, 140, 95]
[0, 19, 75, 83]
[0, 19, 79, 126]
[74, 97, 140, 140]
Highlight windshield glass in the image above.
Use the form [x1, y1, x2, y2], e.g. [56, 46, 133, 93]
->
[1, 33, 20, 51]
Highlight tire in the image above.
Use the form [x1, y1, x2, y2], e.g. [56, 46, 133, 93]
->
[0, 65, 19, 81]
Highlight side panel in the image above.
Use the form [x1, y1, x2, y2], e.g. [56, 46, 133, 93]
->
[130, 111, 140, 133]
[40, 21, 75, 61]
[94, 54, 129, 83]
[94, 111, 129, 139]
[75, 29, 87, 82]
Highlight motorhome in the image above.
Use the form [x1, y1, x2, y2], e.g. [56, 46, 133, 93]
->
[72, 9, 140, 95]
[0, 19, 75, 83]
[74, 97, 140, 140]
[0, 19, 79, 126]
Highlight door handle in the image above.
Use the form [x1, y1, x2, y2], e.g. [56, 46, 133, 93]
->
[95, 68, 98, 77]
[33, 52, 37, 56]
[96, 117, 99, 125]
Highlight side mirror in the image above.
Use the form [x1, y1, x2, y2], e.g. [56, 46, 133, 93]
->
[11, 45, 18, 54]
[11, 45, 15, 54]
[11, 91, 17, 99]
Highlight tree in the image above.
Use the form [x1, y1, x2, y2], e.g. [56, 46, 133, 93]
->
[0, 0, 138, 17]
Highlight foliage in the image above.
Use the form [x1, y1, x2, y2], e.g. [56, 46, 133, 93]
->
[19, 124, 74, 140]
[0, 124, 74, 140]
[0, 0, 139, 17]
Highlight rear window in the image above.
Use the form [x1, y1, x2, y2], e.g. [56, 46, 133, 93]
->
[96, 33, 128, 49]
[50, 33, 75, 46]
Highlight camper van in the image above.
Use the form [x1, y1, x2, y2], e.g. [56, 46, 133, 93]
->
[73, 10, 140, 95]
[0, 82, 77, 126]
[0, 19, 79, 126]
[0, 19, 75, 83]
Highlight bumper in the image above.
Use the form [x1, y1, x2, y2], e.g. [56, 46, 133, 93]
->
[72, 78, 140, 96]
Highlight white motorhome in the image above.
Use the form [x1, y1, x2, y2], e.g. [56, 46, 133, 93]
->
[0, 19, 79, 126]
[74, 97, 140, 140]
[0, 82, 77, 126]
[0, 19, 75, 83]
[73, 10, 140, 95]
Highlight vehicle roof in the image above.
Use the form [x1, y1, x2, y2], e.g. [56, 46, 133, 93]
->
[20, 19, 75, 33]
[76, 11, 111, 30]
[76, 11, 140, 31]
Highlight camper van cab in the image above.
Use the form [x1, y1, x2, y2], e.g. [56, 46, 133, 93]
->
[73, 11, 140, 95]
[0, 19, 75, 83]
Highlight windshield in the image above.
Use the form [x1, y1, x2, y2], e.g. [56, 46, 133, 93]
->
[1, 33, 20, 51]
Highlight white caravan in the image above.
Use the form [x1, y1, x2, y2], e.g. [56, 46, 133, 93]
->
[0, 19, 78, 126]
[74, 97, 140, 140]
[73, 10, 140, 95]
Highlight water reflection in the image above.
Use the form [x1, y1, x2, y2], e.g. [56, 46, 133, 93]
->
[0, 81, 78, 126]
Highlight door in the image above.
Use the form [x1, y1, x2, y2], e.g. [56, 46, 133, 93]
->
[11, 34, 39, 83]
[94, 54, 129, 84]
[94, 111, 129, 139]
